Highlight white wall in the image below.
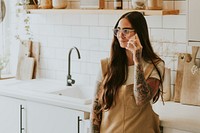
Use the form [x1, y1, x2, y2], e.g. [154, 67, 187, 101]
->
[7, 0, 189, 97]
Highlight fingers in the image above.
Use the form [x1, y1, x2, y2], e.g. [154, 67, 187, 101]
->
[126, 34, 142, 50]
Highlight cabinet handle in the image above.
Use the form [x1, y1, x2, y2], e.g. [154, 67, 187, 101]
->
[20, 105, 24, 133]
[77, 116, 82, 133]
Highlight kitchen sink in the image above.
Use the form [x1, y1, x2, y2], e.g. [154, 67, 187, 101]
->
[49, 86, 94, 105]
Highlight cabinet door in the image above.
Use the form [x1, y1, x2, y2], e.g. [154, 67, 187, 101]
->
[0, 96, 26, 133]
[27, 101, 87, 133]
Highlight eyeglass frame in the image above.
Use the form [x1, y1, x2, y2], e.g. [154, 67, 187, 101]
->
[112, 28, 135, 37]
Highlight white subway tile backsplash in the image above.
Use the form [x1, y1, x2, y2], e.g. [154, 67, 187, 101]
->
[145, 16, 162, 28]
[77, 50, 90, 62]
[174, 29, 187, 43]
[80, 62, 88, 74]
[162, 29, 174, 43]
[163, 43, 187, 57]
[171, 70, 176, 85]
[38, 58, 48, 69]
[99, 14, 119, 27]
[151, 42, 163, 56]
[81, 38, 99, 50]
[87, 63, 100, 75]
[163, 56, 176, 70]
[150, 29, 163, 42]
[99, 39, 112, 52]
[29, 14, 46, 24]
[163, 15, 187, 29]
[63, 14, 81, 25]
[48, 59, 65, 71]
[47, 37, 64, 48]
[63, 37, 81, 49]
[89, 51, 108, 63]
[38, 69, 46, 78]
[40, 47, 56, 58]
[71, 26, 90, 38]
[55, 48, 67, 60]
[46, 14, 63, 25]
[45, 70, 56, 79]
[54, 25, 71, 37]
[71, 61, 81, 73]
[55, 70, 67, 81]
[30, 25, 40, 36]
[163, 43, 176, 56]
[38, 24, 54, 36]
[33, 35, 48, 46]
[90, 26, 109, 39]
[80, 14, 99, 26]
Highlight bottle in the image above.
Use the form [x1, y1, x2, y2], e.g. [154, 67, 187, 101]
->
[114, 0, 123, 9]
[99, 0, 105, 9]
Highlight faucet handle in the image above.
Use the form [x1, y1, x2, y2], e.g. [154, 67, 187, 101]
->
[67, 78, 75, 84]
[67, 75, 75, 86]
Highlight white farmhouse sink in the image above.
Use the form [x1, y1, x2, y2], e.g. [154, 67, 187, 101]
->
[49, 86, 94, 105]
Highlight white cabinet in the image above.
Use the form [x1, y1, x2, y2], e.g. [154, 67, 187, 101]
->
[0, 96, 26, 133]
[0, 95, 90, 133]
[27, 101, 90, 133]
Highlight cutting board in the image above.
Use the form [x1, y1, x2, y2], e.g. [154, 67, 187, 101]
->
[180, 47, 200, 106]
[31, 42, 40, 79]
[174, 53, 191, 102]
[16, 41, 34, 80]
[16, 57, 35, 80]
[18, 40, 32, 58]
[162, 67, 171, 101]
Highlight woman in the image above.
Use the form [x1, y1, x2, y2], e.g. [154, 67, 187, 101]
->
[91, 11, 165, 133]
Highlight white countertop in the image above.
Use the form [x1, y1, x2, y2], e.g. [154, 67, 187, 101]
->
[0, 78, 92, 112]
[153, 101, 200, 133]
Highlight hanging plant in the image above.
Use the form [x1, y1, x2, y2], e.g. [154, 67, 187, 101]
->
[15, 0, 33, 44]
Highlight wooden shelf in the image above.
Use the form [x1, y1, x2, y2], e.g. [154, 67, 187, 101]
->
[23, 9, 179, 16]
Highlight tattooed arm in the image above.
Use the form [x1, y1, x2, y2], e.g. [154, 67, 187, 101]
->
[133, 63, 161, 106]
[91, 81, 102, 133]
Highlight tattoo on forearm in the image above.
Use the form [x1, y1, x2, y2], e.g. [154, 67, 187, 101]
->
[135, 50, 141, 63]
[134, 63, 152, 105]
[91, 82, 102, 133]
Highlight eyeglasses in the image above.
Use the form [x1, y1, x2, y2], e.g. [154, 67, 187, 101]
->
[113, 28, 135, 37]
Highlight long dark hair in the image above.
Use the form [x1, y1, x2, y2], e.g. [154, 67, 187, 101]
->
[102, 11, 164, 110]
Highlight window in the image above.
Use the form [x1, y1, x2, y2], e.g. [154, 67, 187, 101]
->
[0, 0, 9, 76]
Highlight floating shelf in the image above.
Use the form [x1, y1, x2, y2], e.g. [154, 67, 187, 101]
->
[24, 9, 179, 16]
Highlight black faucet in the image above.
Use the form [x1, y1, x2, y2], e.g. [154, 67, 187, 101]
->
[67, 47, 81, 86]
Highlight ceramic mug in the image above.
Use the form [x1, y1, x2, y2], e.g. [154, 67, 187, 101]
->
[38, 0, 52, 9]
[52, 0, 67, 9]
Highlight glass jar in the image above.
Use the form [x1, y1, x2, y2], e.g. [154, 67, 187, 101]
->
[131, 0, 146, 10]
